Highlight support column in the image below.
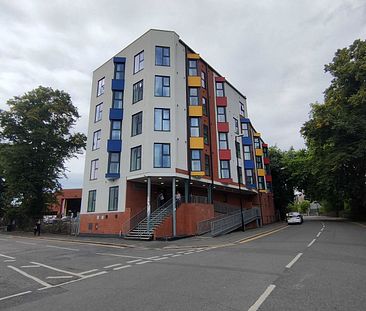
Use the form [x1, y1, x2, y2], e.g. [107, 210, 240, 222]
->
[172, 177, 176, 238]
[207, 185, 212, 204]
[184, 179, 189, 203]
[147, 177, 151, 232]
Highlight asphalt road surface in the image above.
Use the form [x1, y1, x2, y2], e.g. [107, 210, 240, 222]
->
[0, 217, 365, 310]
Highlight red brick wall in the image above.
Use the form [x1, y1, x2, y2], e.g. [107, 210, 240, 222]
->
[49, 188, 82, 214]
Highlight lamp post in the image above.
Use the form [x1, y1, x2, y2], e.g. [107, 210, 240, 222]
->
[235, 134, 245, 231]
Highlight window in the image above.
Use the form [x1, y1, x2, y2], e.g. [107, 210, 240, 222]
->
[190, 117, 200, 137]
[258, 176, 265, 190]
[111, 120, 121, 140]
[155, 76, 170, 97]
[133, 80, 143, 103]
[87, 190, 96, 212]
[263, 147, 269, 158]
[131, 112, 143, 136]
[90, 159, 99, 180]
[234, 118, 239, 134]
[240, 101, 245, 116]
[191, 150, 201, 171]
[189, 88, 199, 105]
[95, 103, 103, 122]
[202, 97, 208, 115]
[108, 186, 119, 211]
[113, 91, 123, 109]
[188, 60, 198, 76]
[254, 137, 261, 149]
[256, 156, 263, 169]
[217, 107, 226, 122]
[97, 77, 105, 97]
[243, 145, 252, 160]
[219, 133, 228, 149]
[154, 108, 170, 131]
[108, 152, 120, 174]
[220, 160, 230, 178]
[130, 146, 142, 171]
[238, 167, 243, 184]
[205, 155, 211, 176]
[154, 143, 171, 168]
[155, 46, 170, 66]
[241, 123, 249, 137]
[235, 141, 241, 159]
[216, 81, 224, 97]
[245, 169, 254, 185]
[92, 130, 101, 150]
[265, 164, 271, 176]
[203, 125, 209, 145]
[201, 71, 206, 88]
[134, 51, 144, 73]
[267, 182, 272, 192]
[114, 63, 125, 79]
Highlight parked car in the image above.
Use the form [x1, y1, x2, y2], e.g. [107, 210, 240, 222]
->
[286, 212, 303, 224]
[43, 215, 57, 224]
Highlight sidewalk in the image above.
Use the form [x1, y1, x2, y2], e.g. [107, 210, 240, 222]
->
[1, 221, 288, 249]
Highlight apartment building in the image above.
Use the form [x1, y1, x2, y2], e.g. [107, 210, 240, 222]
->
[80, 29, 275, 238]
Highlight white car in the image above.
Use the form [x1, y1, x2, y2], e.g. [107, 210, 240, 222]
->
[286, 212, 303, 224]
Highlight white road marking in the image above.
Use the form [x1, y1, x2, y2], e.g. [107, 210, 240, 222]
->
[147, 256, 160, 259]
[46, 245, 79, 251]
[96, 252, 148, 260]
[286, 253, 303, 269]
[248, 284, 276, 311]
[113, 265, 131, 270]
[0, 254, 15, 259]
[30, 262, 82, 277]
[163, 254, 173, 256]
[127, 259, 142, 264]
[316, 232, 322, 238]
[153, 257, 168, 261]
[15, 241, 36, 245]
[46, 275, 73, 279]
[135, 261, 151, 265]
[4, 259, 16, 262]
[307, 239, 316, 248]
[81, 271, 107, 278]
[0, 238, 10, 241]
[21, 265, 40, 268]
[183, 252, 195, 255]
[8, 266, 51, 288]
[0, 291, 32, 302]
[79, 269, 99, 275]
[104, 263, 122, 269]
[172, 254, 182, 257]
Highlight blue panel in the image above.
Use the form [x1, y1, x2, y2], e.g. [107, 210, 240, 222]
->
[244, 160, 255, 169]
[113, 57, 126, 63]
[111, 79, 125, 91]
[107, 140, 122, 152]
[240, 117, 251, 123]
[105, 173, 120, 180]
[109, 108, 123, 120]
[242, 136, 252, 145]
[247, 183, 257, 189]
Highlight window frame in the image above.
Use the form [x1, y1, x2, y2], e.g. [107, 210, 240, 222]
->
[112, 91, 123, 109]
[245, 169, 254, 185]
[234, 118, 239, 134]
[254, 137, 261, 149]
[217, 107, 227, 123]
[205, 155, 211, 176]
[97, 77, 105, 97]
[240, 101, 245, 116]
[218, 132, 228, 150]
[241, 123, 249, 137]
[114, 63, 125, 80]
[215, 81, 224, 97]
[133, 51, 144, 74]
[203, 125, 209, 145]
[155, 46, 170, 66]
[190, 117, 200, 137]
[243, 145, 252, 160]
[201, 71, 206, 88]
[258, 176, 265, 190]
[256, 156, 263, 169]
[188, 60, 198, 76]
[108, 152, 120, 174]
[191, 150, 201, 171]
[108, 186, 119, 211]
[92, 130, 101, 151]
[131, 111, 143, 136]
[189, 88, 199, 105]
[90, 159, 99, 180]
[220, 160, 231, 179]
[130, 145, 142, 171]
[95, 103, 103, 122]
[202, 97, 208, 115]
[154, 108, 170, 132]
[111, 120, 122, 140]
[87, 190, 96, 212]
[132, 80, 143, 103]
[154, 143, 171, 168]
[154, 75, 170, 97]
[235, 141, 241, 159]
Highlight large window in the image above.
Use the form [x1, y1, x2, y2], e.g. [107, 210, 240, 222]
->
[114, 63, 125, 79]
[90, 159, 99, 180]
[241, 123, 249, 137]
[190, 117, 200, 137]
[217, 107, 226, 122]
[254, 137, 261, 149]
[134, 51, 144, 73]
[245, 169, 254, 185]
[218, 132, 228, 150]
[155, 46, 170, 66]
[203, 125, 209, 145]
[202, 97, 208, 115]
[87, 190, 96, 212]
[220, 160, 230, 178]
[240, 101, 245, 116]
[154, 143, 171, 168]
[205, 155, 211, 176]
[256, 156, 263, 169]
[235, 141, 241, 159]
[111, 120, 121, 140]
[108, 186, 119, 211]
[258, 176, 265, 190]
[189, 88, 199, 105]
[108, 153, 120, 174]
[92, 130, 101, 150]
[155, 76, 170, 97]
[215, 81, 224, 97]
[188, 60, 198, 76]
[97, 77, 105, 97]
[133, 80, 143, 103]
[191, 150, 201, 171]
[243, 145, 252, 160]
[234, 118, 239, 134]
[201, 71, 206, 88]
[95, 103, 103, 122]
[131, 112, 143, 136]
[113, 91, 123, 109]
[130, 146, 142, 171]
[263, 147, 269, 158]
[154, 108, 170, 131]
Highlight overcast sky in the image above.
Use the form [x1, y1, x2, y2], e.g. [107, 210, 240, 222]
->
[0, 0, 365, 188]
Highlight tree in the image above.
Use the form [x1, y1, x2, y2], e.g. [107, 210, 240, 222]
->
[0, 86, 86, 223]
[301, 39, 366, 219]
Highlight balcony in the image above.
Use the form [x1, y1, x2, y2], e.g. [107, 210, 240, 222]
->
[107, 140, 122, 152]
[111, 79, 124, 91]
[109, 108, 123, 120]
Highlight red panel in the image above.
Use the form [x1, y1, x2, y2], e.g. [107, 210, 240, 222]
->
[215, 76, 226, 82]
[219, 178, 232, 183]
[265, 175, 272, 182]
[264, 157, 270, 165]
[219, 149, 231, 160]
[262, 143, 268, 147]
[217, 122, 229, 132]
[216, 96, 227, 106]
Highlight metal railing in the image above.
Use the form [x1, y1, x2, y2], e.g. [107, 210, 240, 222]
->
[190, 195, 208, 204]
[213, 201, 241, 214]
[197, 214, 226, 235]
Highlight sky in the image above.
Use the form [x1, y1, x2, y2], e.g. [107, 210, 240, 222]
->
[0, 0, 365, 188]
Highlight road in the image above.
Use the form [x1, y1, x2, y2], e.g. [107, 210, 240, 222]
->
[0, 217, 365, 310]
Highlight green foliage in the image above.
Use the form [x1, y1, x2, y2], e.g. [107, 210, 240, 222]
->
[0, 86, 86, 224]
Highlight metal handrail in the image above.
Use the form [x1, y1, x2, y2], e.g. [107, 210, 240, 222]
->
[191, 195, 208, 204]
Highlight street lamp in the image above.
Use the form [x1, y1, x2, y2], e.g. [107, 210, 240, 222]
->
[235, 134, 245, 231]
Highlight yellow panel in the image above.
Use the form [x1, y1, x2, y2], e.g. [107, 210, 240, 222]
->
[255, 149, 263, 156]
[259, 190, 267, 193]
[191, 171, 205, 177]
[257, 169, 265, 176]
[187, 53, 200, 59]
[190, 137, 204, 149]
[188, 76, 201, 87]
[189, 106, 203, 117]
[253, 132, 261, 137]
